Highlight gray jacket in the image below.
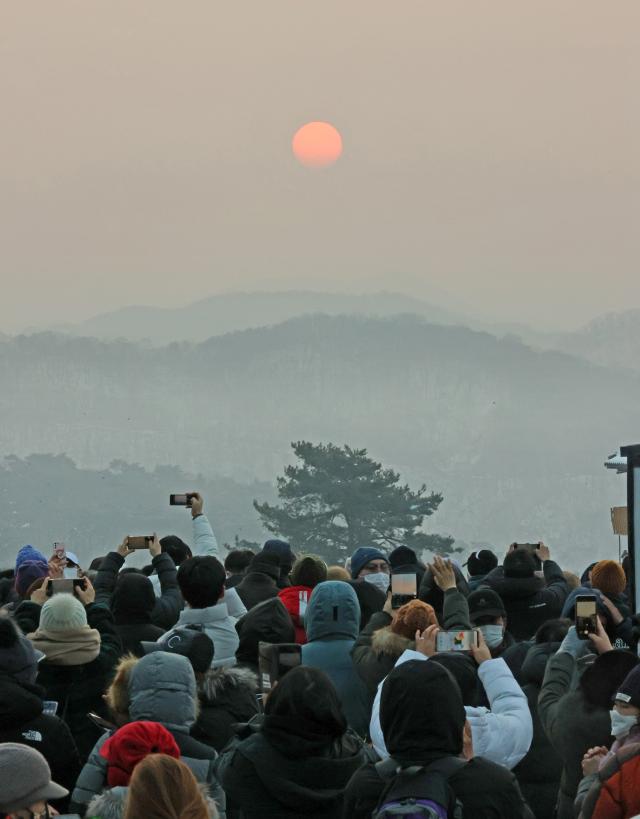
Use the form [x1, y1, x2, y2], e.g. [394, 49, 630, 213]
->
[71, 652, 226, 818]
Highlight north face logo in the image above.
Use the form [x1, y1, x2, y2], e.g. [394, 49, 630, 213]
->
[22, 729, 42, 742]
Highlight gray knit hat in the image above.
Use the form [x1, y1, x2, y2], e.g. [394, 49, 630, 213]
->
[0, 743, 68, 812]
[40, 593, 87, 631]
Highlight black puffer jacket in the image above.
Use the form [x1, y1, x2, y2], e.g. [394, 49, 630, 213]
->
[192, 666, 260, 752]
[235, 572, 279, 612]
[217, 720, 366, 819]
[512, 642, 563, 819]
[14, 600, 122, 762]
[0, 672, 81, 811]
[94, 550, 182, 632]
[480, 560, 569, 640]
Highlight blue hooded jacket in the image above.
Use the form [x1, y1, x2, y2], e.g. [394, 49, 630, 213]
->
[301, 581, 370, 737]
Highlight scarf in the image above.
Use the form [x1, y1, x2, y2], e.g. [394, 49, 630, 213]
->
[28, 626, 101, 666]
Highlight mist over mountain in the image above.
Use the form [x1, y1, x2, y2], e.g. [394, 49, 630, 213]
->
[38, 290, 640, 376]
[42, 290, 464, 344]
[0, 314, 634, 568]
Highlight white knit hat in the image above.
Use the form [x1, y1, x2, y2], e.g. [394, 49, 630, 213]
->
[40, 593, 87, 631]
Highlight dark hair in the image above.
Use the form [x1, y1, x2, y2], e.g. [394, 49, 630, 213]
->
[580, 651, 640, 710]
[535, 618, 571, 644]
[160, 536, 192, 567]
[177, 556, 226, 609]
[224, 549, 255, 574]
[264, 666, 347, 740]
[89, 556, 105, 571]
[290, 555, 327, 588]
[503, 550, 537, 578]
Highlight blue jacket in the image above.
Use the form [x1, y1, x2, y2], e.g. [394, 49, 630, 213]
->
[301, 581, 370, 737]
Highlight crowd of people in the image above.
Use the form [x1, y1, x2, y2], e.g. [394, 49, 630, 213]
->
[0, 492, 639, 818]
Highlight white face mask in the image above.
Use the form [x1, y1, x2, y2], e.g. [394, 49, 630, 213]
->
[610, 709, 638, 739]
[363, 572, 390, 594]
[479, 624, 504, 649]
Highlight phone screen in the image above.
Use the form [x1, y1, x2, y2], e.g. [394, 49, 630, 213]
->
[436, 630, 478, 652]
[48, 578, 84, 596]
[391, 573, 418, 609]
[576, 597, 598, 639]
[170, 494, 194, 507]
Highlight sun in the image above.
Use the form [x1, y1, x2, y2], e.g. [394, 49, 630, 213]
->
[292, 121, 343, 168]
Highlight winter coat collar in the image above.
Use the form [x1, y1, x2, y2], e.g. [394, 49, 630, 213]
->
[198, 665, 258, 704]
[370, 627, 413, 658]
[0, 674, 43, 728]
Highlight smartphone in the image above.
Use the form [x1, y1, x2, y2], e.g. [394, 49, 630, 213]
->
[53, 542, 66, 560]
[391, 573, 418, 609]
[170, 494, 196, 507]
[63, 567, 79, 579]
[47, 578, 85, 596]
[436, 630, 479, 652]
[258, 642, 302, 692]
[127, 535, 154, 549]
[87, 711, 117, 731]
[575, 595, 598, 640]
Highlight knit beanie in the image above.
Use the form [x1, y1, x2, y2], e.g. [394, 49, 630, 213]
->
[0, 616, 42, 685]
[14, 546, 49, 598]
[503, 549, 536, 579]
[591, 560, 627, 597]
[388, 546, 418, 571]
[39, 594, 87, 631]
[291, 555, 328, 588]
[263, 539, 295, 570]
[466, 549, 498, 577]
[391, 599, 438, 639]
[248, 551, 281, 582]
[615, 664, 640, 709]
[350, 547, 388, 579]
[99, 721, 180, 787]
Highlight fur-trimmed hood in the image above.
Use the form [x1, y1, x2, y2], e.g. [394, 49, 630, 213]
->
[199, 665, 258, 704]
[105, 654, 139, 722]
[370, 626, 414, 658]
[86, 784, 219, 819]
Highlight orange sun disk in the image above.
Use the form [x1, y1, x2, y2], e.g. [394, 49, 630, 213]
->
[292, 121, 343, 168]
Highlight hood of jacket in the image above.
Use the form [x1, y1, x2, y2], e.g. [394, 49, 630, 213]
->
[128, 652, 197, 733]
[86, 786, 128, 819]
[111, 572, 156, 625]
[519, 642, 560, 686]
[238, 728, 365, 813]
[0, 673, 43, 729]
[370, 626, 413, 658]
[236, 598, 296, 666]
[304, 581, 360, 642]
[199, 665, 258, 704]
[482, 566, 543, 600]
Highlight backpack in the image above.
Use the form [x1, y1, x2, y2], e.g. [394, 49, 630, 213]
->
[372, 756, 466, 819]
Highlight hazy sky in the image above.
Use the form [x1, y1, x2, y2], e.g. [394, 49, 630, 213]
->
[1, 2, 638, 332]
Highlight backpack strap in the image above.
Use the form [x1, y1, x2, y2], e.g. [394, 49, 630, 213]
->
[375, 756, 466, 782]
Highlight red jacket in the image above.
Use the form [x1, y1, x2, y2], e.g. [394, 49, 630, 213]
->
[277, 585, 313, 644]
[581, 742, 640, 819]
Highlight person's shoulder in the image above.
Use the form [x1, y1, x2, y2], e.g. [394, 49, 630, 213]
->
[451, 757, 516, 789]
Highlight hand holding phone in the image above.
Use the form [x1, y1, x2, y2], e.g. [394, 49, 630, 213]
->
[170, 493, 196, 507]
[575, 595, 598, 640]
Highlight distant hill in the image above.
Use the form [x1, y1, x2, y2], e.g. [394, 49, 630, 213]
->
[43, 290, 465, 344]
[551, 310, 640, 373]
[0, 314, 635, 565]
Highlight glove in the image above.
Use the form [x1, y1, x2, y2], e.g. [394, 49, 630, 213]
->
[558, 625, 588, 659]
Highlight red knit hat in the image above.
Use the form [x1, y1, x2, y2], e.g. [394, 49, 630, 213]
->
[591, 560, 626, 597]
[100, 721, 180, 787]
[391, 600, 438, 640]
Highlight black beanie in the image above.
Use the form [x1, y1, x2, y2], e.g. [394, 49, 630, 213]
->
[580, 650, 640, 710]
[389, 546, 418, 571]
[503, 550, 537, 579]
